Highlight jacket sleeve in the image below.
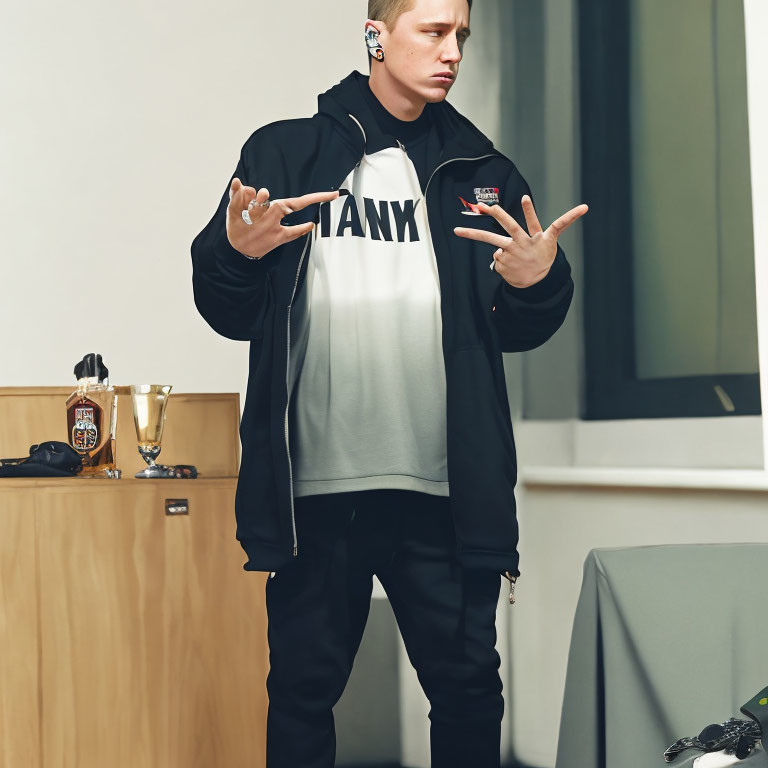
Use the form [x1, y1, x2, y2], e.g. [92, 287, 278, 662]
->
[190, 129, 285, 342]
[491, 166, 575, 353]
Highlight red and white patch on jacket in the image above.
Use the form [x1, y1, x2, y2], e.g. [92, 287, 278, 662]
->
[459, 187, 500, 215]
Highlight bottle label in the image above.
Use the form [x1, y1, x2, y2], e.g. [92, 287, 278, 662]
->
[72, 405, 98, 450]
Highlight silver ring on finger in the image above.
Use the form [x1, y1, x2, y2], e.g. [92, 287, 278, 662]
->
[248, 198, 271, 210]
[241, 208, 253, 226]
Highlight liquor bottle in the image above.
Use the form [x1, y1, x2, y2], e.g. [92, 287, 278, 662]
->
[65, 353, 120, 478]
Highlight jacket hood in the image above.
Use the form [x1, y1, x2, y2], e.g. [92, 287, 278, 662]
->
[316, 69, 501, 165]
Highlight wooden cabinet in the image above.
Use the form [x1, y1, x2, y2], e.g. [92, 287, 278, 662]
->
[0, 389, 269, 768]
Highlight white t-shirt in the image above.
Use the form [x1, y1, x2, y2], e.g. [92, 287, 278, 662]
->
[287, 142, 449, 498]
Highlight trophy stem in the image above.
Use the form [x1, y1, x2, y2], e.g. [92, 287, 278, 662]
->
[136, 442, 164, 478]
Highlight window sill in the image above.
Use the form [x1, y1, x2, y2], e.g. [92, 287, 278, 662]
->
[520, 466, 768, 492]
[513, 417, 763, 470]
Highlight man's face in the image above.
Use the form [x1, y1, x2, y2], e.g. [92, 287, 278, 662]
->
[369, 0, 471, 103]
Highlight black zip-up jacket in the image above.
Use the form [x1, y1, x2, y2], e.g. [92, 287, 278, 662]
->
[191, 70, 574, 579]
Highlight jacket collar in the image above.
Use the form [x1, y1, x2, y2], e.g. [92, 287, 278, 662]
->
[316, 70, 501, 167]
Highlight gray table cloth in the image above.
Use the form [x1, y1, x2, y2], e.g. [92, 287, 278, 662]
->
[554, 544, 768, 768]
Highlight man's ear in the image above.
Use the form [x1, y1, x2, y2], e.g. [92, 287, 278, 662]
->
[364, 19, 387, 44]
[364, 19, 386, 67]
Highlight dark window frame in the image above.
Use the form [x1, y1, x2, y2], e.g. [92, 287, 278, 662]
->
[578, 0, 760, 420]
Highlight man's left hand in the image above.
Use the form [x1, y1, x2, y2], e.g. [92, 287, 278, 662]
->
[453, 196, 588, 289]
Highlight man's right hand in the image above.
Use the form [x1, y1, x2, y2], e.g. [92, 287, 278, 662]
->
[226, 178, 340, 260]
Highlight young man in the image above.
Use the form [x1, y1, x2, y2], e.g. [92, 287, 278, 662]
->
[191, 0, 587, 764]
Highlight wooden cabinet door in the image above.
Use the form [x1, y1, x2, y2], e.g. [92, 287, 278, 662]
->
[31, 479, 268, 768]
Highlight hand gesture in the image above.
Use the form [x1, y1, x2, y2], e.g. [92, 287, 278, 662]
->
[226, 178, 339, 260]
[453, 195, 588, 288]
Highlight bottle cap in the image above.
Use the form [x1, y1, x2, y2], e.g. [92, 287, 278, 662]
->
[74, 353, 109, 382]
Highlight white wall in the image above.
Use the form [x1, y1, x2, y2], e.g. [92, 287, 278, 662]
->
[1, 2, 364, 397]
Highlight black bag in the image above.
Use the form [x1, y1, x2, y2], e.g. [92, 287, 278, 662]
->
[0, 441, 83, 478]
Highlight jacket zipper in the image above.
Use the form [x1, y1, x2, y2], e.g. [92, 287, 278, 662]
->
[504, 571, 517, 604]
[278, 111, 370, 563]
[284, 231, 313, 557]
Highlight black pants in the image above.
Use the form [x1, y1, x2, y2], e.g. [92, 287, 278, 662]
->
[264, 488, 504, 768]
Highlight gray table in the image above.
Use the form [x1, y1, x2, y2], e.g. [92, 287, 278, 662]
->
[554, 544, 768, 768]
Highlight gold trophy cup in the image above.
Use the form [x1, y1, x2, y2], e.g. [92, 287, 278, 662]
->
[130, 384, 172, 478]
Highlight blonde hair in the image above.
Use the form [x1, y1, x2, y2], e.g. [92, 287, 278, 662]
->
[367, 0, 472, 30]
